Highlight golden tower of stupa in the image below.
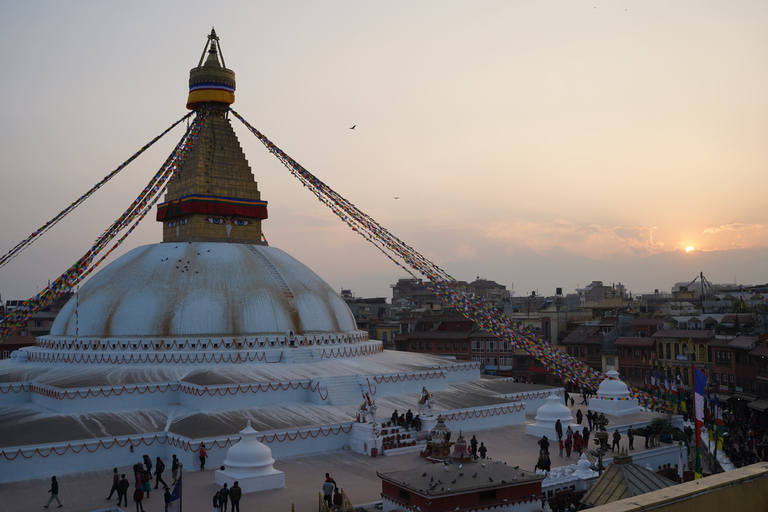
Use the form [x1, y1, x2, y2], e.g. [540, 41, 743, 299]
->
[156, 28, 268, 245]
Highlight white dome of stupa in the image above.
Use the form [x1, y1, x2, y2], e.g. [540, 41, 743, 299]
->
[597, 369, 630, 398]
[221, 421, 275, 476]
[46, 242, 359, 340]
[216, 421, 285, 492]
[534, 394, 574, 423]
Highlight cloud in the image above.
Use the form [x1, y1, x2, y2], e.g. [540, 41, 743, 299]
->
[701, 223, 768, 250]
[482, 220, 665, 259]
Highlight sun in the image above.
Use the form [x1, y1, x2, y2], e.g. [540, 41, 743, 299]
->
[685, 246, 694, 253]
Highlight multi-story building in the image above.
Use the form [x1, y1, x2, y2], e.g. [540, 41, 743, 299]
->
[651, 329, 714, 387]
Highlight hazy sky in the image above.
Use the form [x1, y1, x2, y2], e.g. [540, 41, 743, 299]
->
[1, 1, 766, 302]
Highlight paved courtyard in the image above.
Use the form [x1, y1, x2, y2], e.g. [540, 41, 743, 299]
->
[1, 402, 664, 512]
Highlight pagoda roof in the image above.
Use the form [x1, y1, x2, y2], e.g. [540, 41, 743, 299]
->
[591, 297, 627, 310]
[579, 451, 676, 507]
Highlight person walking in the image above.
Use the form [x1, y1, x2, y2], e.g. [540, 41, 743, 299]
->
[538, 435, 550, 455]
[576, 409, 583, 425]
[627, 426, 635, 450]
[141, 469, 152, 499]
[471, 435, 479, 459]
[133, 485, 145, 512]
[164, 487, 172, 512]
[555, 419, 563, 440]
[229, 481, 242, 512]
[107, 467, 120, 500]
[117, 474, 130, 508]
[565, 436, 572, 458]
[612, 430, 621, 451]
[171, 454, 180, 483]
[587, 410, 594, 431]
[155, 456, 168, 489]
[212, 490, 222, 512]
[558, 439, 564, 458]
[478, 442, 488, 459]
[199, 443, 208, 470]
[220, 482, 230, 512]
[142, 455, 153, 475]
[43, 476, 63, 508]
[322, 475, 335, 508]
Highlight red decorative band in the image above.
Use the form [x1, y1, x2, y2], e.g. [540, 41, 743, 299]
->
[156, 194, 268, 221]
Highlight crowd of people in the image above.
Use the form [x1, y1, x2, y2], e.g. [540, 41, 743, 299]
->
[389, 409, 422, 431]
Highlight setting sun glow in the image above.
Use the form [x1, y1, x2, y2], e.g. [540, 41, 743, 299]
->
[685, 247, 694, 253]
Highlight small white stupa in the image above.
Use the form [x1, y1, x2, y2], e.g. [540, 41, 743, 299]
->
[215, 421, 285, 493]
[526, 394, 578, 438]
[588, 369, 641, 416]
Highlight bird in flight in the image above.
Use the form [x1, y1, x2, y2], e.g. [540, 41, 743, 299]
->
[349, 125, 356, 130]
[394, 196, 399, 199]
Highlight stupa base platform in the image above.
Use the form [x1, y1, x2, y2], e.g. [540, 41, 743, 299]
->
[588, 397, 642, 417]
[215, 468, 285, 493]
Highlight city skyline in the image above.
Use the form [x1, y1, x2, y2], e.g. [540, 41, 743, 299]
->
[1, 1, 767, 302]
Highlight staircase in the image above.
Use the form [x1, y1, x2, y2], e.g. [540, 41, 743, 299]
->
[247, 246, 294, 300]
[319, 376, 362, 406]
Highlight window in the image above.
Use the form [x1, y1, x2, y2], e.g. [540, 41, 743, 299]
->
[634, 349, 641, 359]
[674, 344, 680, 358]
[479, 490, 497, 502]
[462, 342, 467, 350]
[382, 332, 388, 343]
[437, 342, 442, 350]
[399, 490, 410, 503]
[472, 340, 484, 352]
[419, 342, 424, 350]
[486, 340, 497, 352]
[454, 342, 459, 349]
[729, 374, 734, 383]
[426, 342, 432, 350]
[1, 351, 8, 359]
[605, 356, 615, 367]
[666, 343, 671, 360]
[411, 342, 417, 350]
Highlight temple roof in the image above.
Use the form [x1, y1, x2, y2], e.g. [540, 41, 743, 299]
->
[579, 450, 676, 507]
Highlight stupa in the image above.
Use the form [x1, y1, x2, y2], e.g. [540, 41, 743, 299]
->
[215, 421, 284, 492]
[0, 30, 543, 483]
[588, 369, 642, 417]
[525, 394, 577, 439]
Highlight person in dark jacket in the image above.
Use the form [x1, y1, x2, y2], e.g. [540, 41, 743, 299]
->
[154, 456, 168, 489]
[117, 474, 130, 507]
[229, 481, 242, 512]
[213, 490, 222, 512]
[107, 467, 120, 499]
[44, 476, 63, 508]
[133, 485, 145, 512]
[220, 482, 230, 512]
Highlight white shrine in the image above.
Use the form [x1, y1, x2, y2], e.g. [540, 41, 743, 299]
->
[526, 394, 578, 439]
[215, 421, 285, 493]
[587, 369, 642, 417]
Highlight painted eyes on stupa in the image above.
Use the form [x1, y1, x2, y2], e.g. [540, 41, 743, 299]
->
[167, 218, 189, 228]
[232, 219, 250, 226]
[206, 217, 225, 225]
